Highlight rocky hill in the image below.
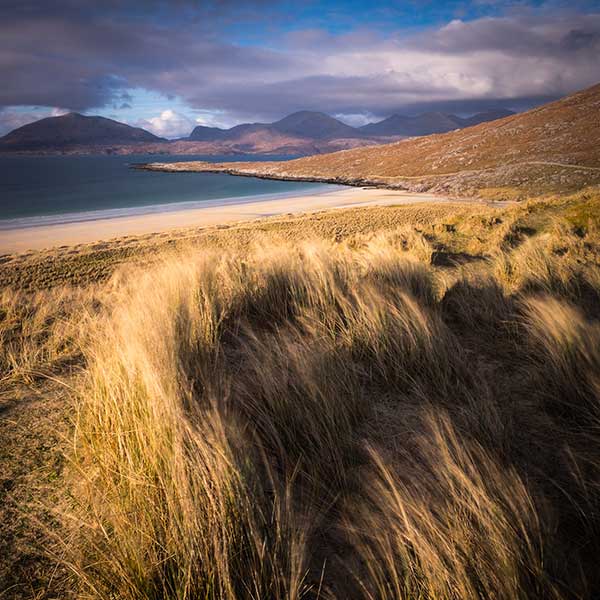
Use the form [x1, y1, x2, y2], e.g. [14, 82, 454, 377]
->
[0, 112, 164, 150]
[143, 84, 600, 197]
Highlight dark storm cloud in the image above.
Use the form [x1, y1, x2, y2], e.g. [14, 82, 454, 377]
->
[0, 1, 292, 110]
[1, 0, 600, 123]
[183, 74, 458, 118]
[561, 28, 600, 51]
[164, 12, 600, 120]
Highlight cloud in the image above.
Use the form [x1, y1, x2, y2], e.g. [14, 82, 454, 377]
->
[0, 1, 599, 124]
[0, 5, 291, 112]
[136, 109, 194, 138]
[193, 111, 232, 128]
[333, 112, 378, 127]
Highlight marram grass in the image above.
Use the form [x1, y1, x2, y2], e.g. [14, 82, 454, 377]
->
[3, 193, 600, 598]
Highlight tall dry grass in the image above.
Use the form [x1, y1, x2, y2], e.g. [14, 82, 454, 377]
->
[0, 285, 107, 385]
[347, 417, 550, 600]
[5, 205, 600, 598]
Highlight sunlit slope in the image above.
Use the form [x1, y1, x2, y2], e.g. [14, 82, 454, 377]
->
[146, 83, 600, 196]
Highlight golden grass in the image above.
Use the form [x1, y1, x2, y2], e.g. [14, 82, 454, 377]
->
[348, 418, 549, 600]
[0, 286, 100, 384]
[2, 190, 600, 598]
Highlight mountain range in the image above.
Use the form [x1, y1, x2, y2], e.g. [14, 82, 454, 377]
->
[0, 107, 515, 156]
[146, 83, 600, 197]
[188, 110, 369, 142]
[187, 108, 514, 142]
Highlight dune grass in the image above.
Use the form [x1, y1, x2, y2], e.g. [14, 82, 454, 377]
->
[2, 190, 600, 598]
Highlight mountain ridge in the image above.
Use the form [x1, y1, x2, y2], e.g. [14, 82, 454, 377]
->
[0, 107, 517, 156]
[187, 108, 516, 142]
[359, 109, 515, 136]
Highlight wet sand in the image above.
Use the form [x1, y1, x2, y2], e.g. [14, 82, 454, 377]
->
[0, 187, 460, 253]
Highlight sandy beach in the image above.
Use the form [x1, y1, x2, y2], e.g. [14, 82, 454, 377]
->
[0, 187, 462, 254]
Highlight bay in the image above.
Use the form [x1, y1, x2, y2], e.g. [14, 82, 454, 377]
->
[0, 154, 336, 229]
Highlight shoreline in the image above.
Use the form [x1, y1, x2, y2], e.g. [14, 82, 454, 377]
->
[0, 187, 481, 254]
[134, 161, 388, 189]
[0, 183, 340, 231]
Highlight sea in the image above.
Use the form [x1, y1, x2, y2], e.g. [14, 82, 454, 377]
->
[0, 154, 337, 230]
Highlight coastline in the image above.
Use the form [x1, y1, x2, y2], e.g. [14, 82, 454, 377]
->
[0, 183, 340, 231]
[0, 187, 462, 254]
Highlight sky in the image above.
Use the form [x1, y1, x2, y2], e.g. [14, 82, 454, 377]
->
[1, 0, 599, 138]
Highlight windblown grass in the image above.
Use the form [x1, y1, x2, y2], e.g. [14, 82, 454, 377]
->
[3, 191, 600, 598]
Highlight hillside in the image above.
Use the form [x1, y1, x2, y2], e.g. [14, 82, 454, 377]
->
[146, 83, 600, 197]
[0, 112, 164, 150]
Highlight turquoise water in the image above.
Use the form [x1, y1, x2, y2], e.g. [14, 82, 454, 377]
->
[0, 155, 336, 229]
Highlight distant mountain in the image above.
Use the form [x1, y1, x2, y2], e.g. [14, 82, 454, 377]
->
[188, 111, 360, 143]
[360, 112, 459, 136]
[186, 125, 227, 142]
[360, 109, 515, 136]
[0, 106, 517, 156]
[456, 108, 515, 128]
[0, 112, 165, 150]
[187, 108, 515, 150]
[188, 108, 516, 144]
[271, 111, 359, 139]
